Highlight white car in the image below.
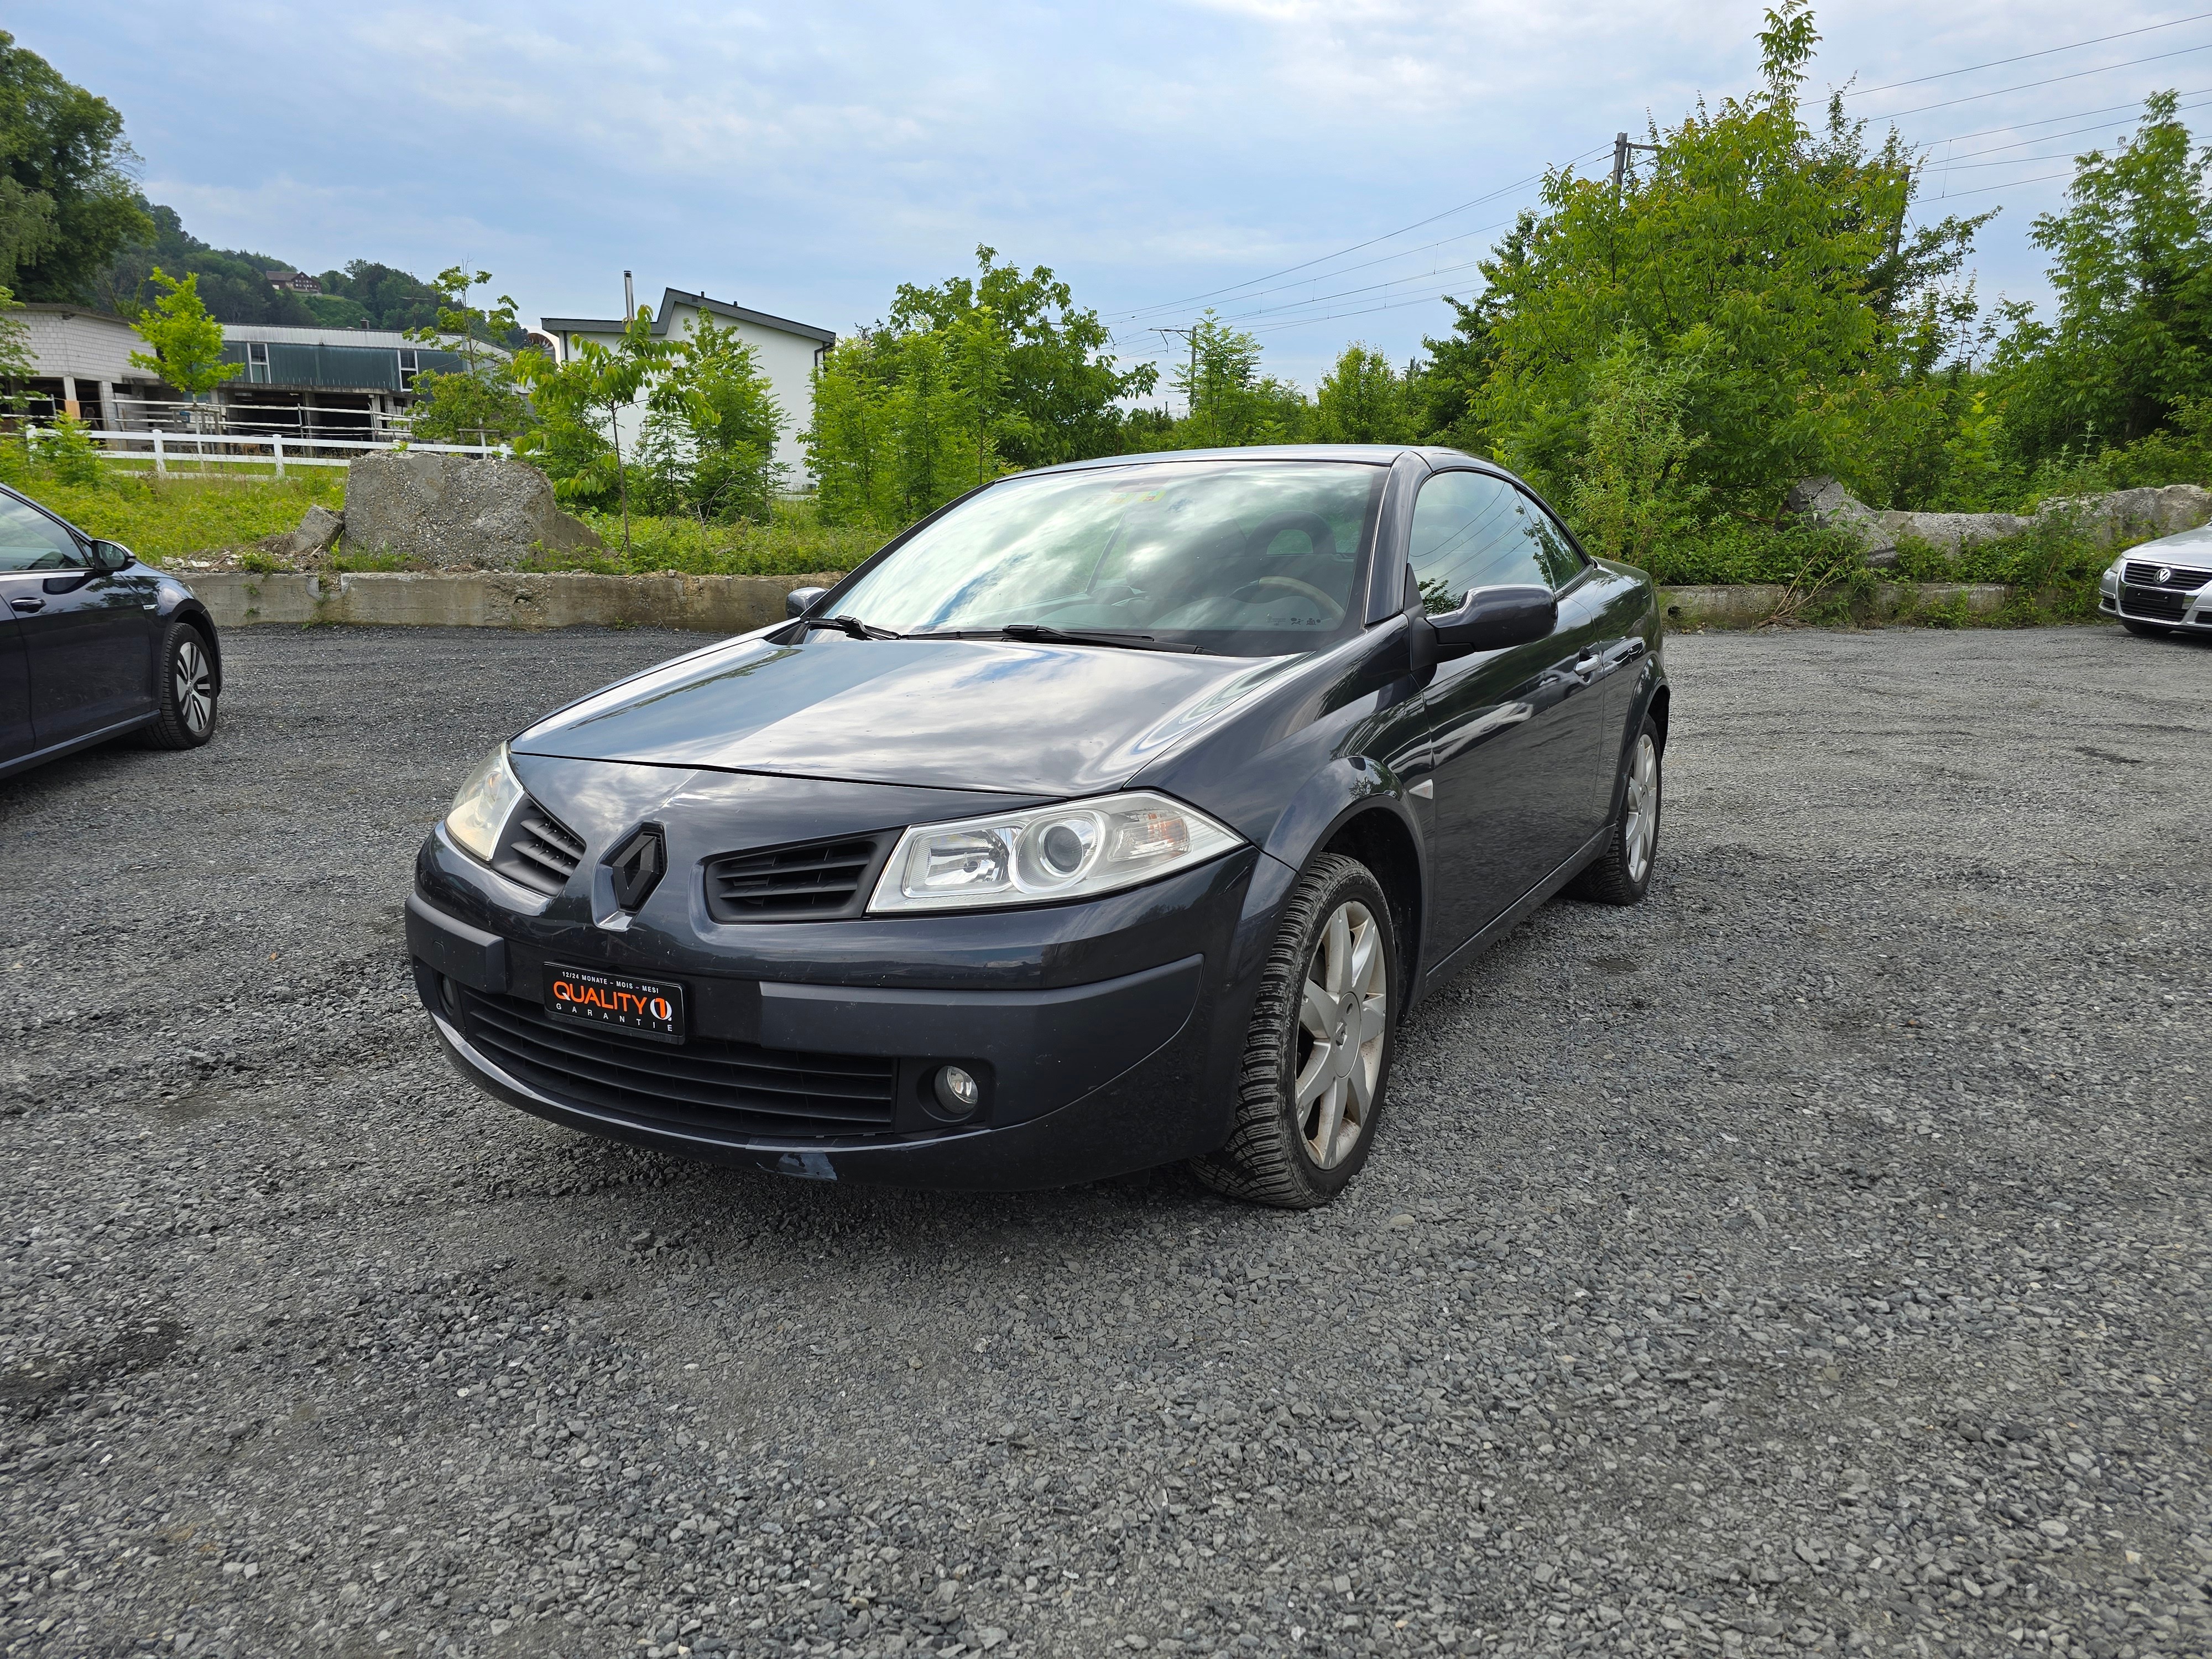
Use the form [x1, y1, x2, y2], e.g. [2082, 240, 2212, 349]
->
[2101, 528, 2212, 637]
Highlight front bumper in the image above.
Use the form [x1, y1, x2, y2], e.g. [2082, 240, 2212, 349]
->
[408, 768, 1289, 1188]
[2103, 565, 2212, 629]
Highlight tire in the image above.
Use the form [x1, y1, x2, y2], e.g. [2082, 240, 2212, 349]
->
[1573, 716, 1661, 905]
[1190, 854, 1396, 1208]
[141, 620, 218, 750]
[2122, 617, 2173, 638]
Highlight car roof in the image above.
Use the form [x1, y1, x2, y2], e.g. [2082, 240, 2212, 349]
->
[1014, 444, 1493, 478]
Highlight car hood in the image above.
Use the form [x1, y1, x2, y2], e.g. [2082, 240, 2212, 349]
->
[510, 633, 1306, 797]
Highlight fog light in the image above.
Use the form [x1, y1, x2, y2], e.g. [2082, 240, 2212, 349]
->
[933, 1065, 980, 1118]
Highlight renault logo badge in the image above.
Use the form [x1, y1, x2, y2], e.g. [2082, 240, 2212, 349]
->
[606, 825, 666, 912]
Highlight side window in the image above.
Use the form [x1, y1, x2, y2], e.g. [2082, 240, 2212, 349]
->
[1516, 489, 1585, 588]
[0, 495, 87, 573]
[1406, 471, 1548, 614]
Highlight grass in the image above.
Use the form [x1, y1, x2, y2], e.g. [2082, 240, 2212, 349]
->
[529, 503, 880, 578]
[0, 460, 345, 562]
[0, 448, 873, 577]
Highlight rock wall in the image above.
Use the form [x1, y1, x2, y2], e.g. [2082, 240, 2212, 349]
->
[1784, 476, 2212, 565]
[342, 451, 602, 570]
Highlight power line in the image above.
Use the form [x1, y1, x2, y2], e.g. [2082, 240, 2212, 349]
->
[1105, 144, 1610, 323]
[1871, 40, 2212, 119]
[1844, 13, 2212, 97]
[1932, 95, 2212, 160]
[1913, 85, 2212, 147]
[1921, 169, 2078, 200]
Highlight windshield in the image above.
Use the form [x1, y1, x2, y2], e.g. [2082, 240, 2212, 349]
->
[825, 460, 1386, 657]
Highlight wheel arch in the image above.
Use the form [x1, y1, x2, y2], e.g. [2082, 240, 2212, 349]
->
[1317, 802, 1425, 1011]
[171, 604, 223, 693]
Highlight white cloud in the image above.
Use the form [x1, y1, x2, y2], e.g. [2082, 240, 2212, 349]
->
[18, 0, 2204, 385]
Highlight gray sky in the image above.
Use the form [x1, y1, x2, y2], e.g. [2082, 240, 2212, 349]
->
[18, 1, 2212, 395]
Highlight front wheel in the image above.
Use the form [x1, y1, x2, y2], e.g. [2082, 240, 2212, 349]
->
[1191, 854, 1396, 1208]
[142, 621, 218, 750]
[1573, 716, 1661, 905]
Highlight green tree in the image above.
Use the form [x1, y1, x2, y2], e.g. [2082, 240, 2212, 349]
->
[886, 246, 1156, 468]
[0, 281, 32, 432]
[513, 308, 661, 551]
[638, 312, 787, 523]
[407, 266, 517, 370]
[1311, 343, 1412, 443]
[128, 268, 240, 405]
[1473, 1, 1985, 514]
[0, 32, 150, 300]
[94, 200, 316, 325]
[1561, 340, 1709, 568]
[1161, 312, 1308, 448]
[1991, 91, 2212, 465]
[408, 361, 530, 446]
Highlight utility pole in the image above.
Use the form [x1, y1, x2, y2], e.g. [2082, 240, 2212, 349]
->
[1611, 131, 1661, 195]
[1154, 326, 1200, 421]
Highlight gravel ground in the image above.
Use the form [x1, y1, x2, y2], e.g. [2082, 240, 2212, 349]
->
[2, 622, 2208, 1659]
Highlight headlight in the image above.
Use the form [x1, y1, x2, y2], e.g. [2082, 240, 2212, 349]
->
[867, 790, 1243, 914]
[445, 743, 525, 863]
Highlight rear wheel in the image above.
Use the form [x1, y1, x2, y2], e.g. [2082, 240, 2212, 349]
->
[1573, 717, 1661, 905]
[2122, 617, 2174, 638]
[142, 621, 217, 750]
[1191, 854, 1396, 1208]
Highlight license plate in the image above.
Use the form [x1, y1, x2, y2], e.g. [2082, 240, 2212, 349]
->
[543, 962, 686, 1044]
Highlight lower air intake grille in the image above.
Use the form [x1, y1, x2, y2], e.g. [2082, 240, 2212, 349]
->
[493, 804, 586, 896]
[2121, 584, 2191, 622]
[704, 832, 895, 922]
[455, 985, 898, 1140]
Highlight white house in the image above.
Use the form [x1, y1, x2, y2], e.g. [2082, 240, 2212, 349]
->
[540, 286, 835, 483]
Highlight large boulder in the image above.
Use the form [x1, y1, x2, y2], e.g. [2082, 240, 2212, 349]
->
[342, 451, 602, 569]
[2036, 482, 2212, 545]
[254, 503, 346, 566]
[1782, 475, 1897, 566]
[1876, 508, 2033, 554]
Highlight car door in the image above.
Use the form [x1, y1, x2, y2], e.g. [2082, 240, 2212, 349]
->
[0, 491, 161, 748]
[0, 611, 28, 763]
[1410, 469, 1611, 959]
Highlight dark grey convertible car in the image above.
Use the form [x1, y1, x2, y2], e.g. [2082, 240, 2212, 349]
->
[0, 483, 222, 778]
[409, 446, 1667, 1206]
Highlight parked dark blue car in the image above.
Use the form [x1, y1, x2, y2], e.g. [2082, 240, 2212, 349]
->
[409, 446, 1667, 1206]
[0, 483, 222, 777]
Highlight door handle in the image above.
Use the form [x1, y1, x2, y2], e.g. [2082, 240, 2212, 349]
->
[9, 596, 43, 613]
[1572, 655, 1602, 682]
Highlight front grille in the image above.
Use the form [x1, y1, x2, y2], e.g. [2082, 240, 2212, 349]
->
[2124, 560, 2210, 589]
[704, 832, 896, 923]
[455, 985, 898, 1140]
[494, 804, 586, 896]
[2121, 585, 2191, 622]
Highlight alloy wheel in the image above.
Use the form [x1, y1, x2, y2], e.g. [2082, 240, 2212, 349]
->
[175, 638, 214, 738]
[1294, 898, 1387, 1170]
[1623, 731, 1658, 883]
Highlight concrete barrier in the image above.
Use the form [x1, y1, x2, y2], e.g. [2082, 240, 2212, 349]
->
[189, 569, 2032, 634]
[190, 570, 848, 632]
[1660, 581, 2015, 630]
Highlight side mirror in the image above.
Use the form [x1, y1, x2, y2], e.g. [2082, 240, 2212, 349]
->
[91, 540, 134, 573]
[1428, 584, 1556, 656]
[786, 586, 828, 619]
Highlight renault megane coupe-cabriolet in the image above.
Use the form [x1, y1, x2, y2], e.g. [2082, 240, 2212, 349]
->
[407, 445, 1668, 1207]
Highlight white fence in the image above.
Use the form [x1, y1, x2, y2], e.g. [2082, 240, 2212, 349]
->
[24, 426, 511, 477]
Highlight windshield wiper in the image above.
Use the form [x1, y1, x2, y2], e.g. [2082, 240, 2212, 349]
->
[920, 623, 1201, 654]
[800, 613, 901, 640]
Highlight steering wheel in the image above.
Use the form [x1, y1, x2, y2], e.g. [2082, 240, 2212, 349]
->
[1230, 574, 1345, 620]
